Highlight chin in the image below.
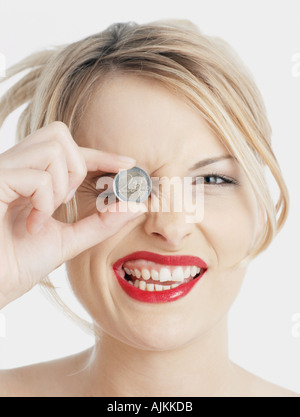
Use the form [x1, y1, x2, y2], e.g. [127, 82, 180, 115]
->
[118, 320, 201, 352]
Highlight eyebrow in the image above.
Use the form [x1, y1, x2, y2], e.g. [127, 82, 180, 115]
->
[86, 155, 235, 181]
[188, 155, 235, 172]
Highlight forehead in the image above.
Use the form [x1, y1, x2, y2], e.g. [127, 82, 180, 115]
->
[75, 73, 228, 170]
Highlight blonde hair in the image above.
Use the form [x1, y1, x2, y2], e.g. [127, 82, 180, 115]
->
[0, 19, 289, 331]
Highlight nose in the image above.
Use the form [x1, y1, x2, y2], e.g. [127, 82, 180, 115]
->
[141, 175, 198, 249]
[143, 211, 194, 249]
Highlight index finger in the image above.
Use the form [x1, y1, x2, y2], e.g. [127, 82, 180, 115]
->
[79, 146, 136, 172]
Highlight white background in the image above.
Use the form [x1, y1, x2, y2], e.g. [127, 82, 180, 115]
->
[0, 0, 300, 394]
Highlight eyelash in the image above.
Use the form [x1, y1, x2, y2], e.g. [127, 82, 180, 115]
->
[194, 173, 238, 186]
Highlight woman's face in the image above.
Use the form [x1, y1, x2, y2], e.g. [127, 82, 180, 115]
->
[66, 73, 261, 351]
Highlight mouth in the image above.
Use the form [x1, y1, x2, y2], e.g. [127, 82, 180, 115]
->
[112, 251, 207, 303]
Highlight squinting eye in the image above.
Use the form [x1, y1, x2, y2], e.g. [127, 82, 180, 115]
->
[193, 175, 237, 186]
[204, 176, 227, 184]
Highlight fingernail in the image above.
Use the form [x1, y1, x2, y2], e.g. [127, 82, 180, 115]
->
[117, 155, 136, 165]
[65, 188, 77, 204]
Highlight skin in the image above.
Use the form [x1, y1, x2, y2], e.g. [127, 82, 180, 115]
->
[0, 73, 298, 397]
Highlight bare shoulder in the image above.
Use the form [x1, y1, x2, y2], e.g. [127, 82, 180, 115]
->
[230, 361, 300, 397]
[0, 348, 92, 397]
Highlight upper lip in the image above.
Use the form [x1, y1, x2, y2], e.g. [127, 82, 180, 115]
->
[112, 251, 208, 270]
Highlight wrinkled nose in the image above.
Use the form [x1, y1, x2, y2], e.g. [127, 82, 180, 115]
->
[143, 210, 194, 249]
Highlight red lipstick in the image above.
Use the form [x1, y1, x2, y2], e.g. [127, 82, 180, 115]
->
[112, 251, 207, 303]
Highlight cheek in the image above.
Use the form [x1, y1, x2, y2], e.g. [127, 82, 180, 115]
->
[65, 243, 118, 322]
[66, 254, 104, 330]
[201, 190, 259, 267]
[65, 255, 89, 303]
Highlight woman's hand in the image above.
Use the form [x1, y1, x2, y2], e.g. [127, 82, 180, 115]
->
[0, 122, 146, 308]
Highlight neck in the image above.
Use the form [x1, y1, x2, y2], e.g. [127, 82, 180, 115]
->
[83, 316, 233, 397]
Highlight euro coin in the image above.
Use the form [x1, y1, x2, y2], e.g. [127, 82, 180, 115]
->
[113, 166, 152, 203]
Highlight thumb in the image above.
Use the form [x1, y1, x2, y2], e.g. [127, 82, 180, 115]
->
[59, 201, 148, 261]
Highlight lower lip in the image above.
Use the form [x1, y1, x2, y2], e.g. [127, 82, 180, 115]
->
[113, 267, 206, 303]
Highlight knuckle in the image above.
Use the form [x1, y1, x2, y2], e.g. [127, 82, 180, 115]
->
[50, 121, 69, 136]
[38, 171, 52, 188]
[72, 158, 87, 184]
[78, 161, 88, 179]
[50, 121, 73, 144]
[73, 169, 87, 187]
[48, 140, 64, 158]
[80, 154, 88, 175]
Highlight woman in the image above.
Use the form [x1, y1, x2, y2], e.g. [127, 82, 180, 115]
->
[0, 19, 298, 397]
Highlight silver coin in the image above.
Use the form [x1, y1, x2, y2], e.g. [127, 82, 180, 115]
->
[113, 166, 152, 203]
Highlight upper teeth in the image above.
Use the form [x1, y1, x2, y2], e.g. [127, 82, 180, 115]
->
[123, 265, 201, 283]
